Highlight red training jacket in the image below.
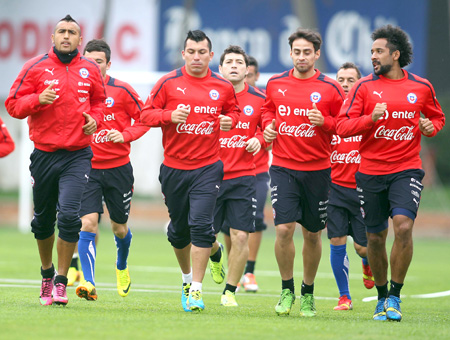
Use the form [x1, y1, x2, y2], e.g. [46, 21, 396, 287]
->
[141, 66, 241, 170]
[0, 116, 15, 158]
[337, 71, 446, 175]
[330, 134, 361, 188]
[91, 75, 148, 169]
[5, 47, 106, 152]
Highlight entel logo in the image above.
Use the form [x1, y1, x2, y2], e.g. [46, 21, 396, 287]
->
[277, 105, 309, 117]
[178, 103, 218, 114]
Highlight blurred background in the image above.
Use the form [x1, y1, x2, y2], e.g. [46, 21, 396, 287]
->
[1, 0, 449, 231]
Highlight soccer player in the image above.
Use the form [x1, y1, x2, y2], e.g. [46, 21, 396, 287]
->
[140, 30, 240, 312]
[328, 62, 374, 312]
[337, 25, 445, 321]
[215, 45, 266, 306]
[262, 28, 344, 317]
[0, 116, 15, 158]
[241, 56, 270, 293]
[74, 39, 149, 301]
[5, 15, 106, 306]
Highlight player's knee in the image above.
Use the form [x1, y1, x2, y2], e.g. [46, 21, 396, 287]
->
[190, 224, 215, 248]
[31, 218, 55, 240]
[230, 229, 249, 248]
[167, 229, 191, 249]
[58, 227, 80, 243]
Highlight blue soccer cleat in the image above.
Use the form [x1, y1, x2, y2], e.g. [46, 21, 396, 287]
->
[373, 297, 387, 321]
[386, 295, 402, 322]
[181, 283, 192, 312]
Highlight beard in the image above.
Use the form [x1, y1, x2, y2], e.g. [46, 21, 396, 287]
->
[294, 64, 313, 74]
[374, 63, 392, 75]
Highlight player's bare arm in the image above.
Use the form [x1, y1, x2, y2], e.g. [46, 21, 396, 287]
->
[38, 82, 57, 105]
[244, 137, 261, 156]
[219, 114, 232, 131]
[371, 102, 387, 122]
[171, 105, 190, 124]
[307, 102, 324, 126]
[263, 119, 277, 143]
[82, 112, 97, 135]
[419, 117, 435, 136]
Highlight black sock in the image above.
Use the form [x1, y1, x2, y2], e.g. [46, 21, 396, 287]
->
[41, 264, 55, 279]
[301, 281, 314, 295]
[223, 283, 237, 294]
[70, 256, 79, 269]
[389, 280, 404, 298]
[210, 246, 222, 262]
[245, 260, 255, 274]
[376, 282, 389, 300]
[282, 278, 295, 294]
[54, 275, 68, 286]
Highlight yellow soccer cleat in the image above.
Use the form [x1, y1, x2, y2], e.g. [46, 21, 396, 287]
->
[116, 267, 131, 297]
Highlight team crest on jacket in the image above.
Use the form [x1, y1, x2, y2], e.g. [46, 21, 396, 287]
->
[243, 105, 254, 116]
[79, 68, 89, 78]
[209, 89, 219, 100]
[106, 97, 115, 107]
[407, 93, 417, 104]
[310, 92, 321, 103]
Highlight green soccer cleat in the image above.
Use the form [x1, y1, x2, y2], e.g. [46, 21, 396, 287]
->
[209, 243, 225, 284]
[221, 290, 238, 307]
[116, 267, 131, 297]
[275, 288, 295, 316]
[300, 293, 317, 317]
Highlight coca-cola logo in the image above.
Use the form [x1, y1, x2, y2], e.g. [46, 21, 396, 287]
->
[219, 135, 248, 148]
[93, 129, 110, 143]
[176, 121, 214, 135]
[374, 125, 415, 141]
[278, 121, 316, 137]
[330, 150, 361, 164]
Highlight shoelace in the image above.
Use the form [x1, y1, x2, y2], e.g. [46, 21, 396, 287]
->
[118, 270, 129, 287]
[54, 283, 66, 296]
[41, 278, 53, 296]
[376, 299, 386, 312]
[191, 291, 201, 301]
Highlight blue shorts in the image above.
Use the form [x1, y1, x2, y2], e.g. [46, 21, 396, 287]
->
[327, 183, 367, 246]
[255, 171, 270, 232]
[159, 161, 223, 249]
[214, 176, 256, 236]
[79, 162, 134, 224]
[269, 165, 331, 232]
[29, 147, 93, 242]
[355, 169, 425, 233]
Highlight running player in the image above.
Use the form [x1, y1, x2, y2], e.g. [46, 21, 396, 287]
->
[75, 39, 149, 301]
[337, 25, 445, 321]
[328, 62, 374, 312]
[5, 15, 106, 306]
[140, 30, 240, 312]
[215, 45, 266, 306]
[262, 28, 344, 317]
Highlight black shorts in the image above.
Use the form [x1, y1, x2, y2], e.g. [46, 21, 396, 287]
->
[214, 176, 256, 236]
[79, 162, 134, 224]
[355, 169, 425, 232]
[160, 161, 223, 249]
[29, 147, 93, 242]
[269, 165, 331, 232]
[327, 183, 367, 246]
[254, 171, 270, 232]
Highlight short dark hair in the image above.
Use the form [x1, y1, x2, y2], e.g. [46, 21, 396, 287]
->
[247, 56, 259, 73]
[219, 45, 249, 66]
[338, 62, 362, 79]
[56, 14, 80, 33]
[371, 25, 413, 67]
[84, 39, 111, 63]
[184, 30, 212, 52]
[288, 29, 322, 52]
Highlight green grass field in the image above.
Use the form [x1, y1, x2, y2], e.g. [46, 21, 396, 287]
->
[0, 225, 449, 340]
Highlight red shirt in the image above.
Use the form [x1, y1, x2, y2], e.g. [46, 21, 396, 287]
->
[220, 84, 266, 180]
[141, 66, 241, 170]
[262, 69, 344, 171]
[330, 135, 361, 188]
[5, 48, 106, 152]
[91, 75, 148, 169]
[337, 71, 446, 175]
[0, 116, 15, 158]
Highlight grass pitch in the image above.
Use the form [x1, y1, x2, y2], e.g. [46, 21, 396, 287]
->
[0, 225, 449, 340]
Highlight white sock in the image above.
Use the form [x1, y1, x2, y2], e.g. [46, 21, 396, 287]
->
[182, 270, 192, 284]
[190, 281, 202, 292]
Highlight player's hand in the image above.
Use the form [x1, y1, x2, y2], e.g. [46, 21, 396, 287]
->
[38, 82, 57, 105]
[372, 103, 387, 122]
[263, 119, 277, 143]
[308, 102, 324, 126]
[219, 114, 233, 131]
[82, 112, 97, 135]
[245, 137, 261, 155]
[419, 117, 434, 136]
[171, 105, 190, 124]
[106, 129, 125, 143]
